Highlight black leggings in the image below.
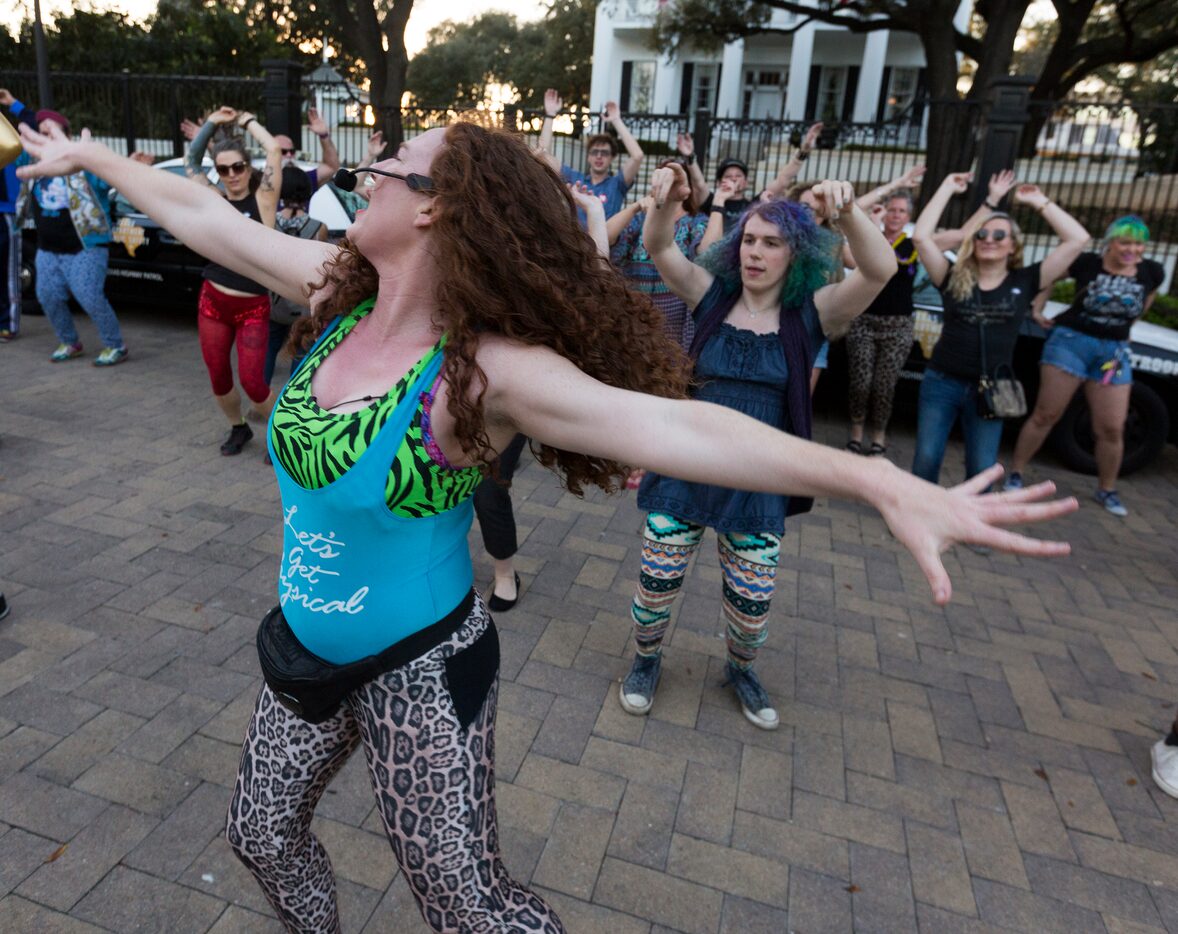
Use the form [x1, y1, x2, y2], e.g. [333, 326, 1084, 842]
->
[226, 597, 564, 933]
[473, 434, 528, 560]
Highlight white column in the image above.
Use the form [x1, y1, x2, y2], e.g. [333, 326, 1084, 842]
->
[785, 24, 815, 120]
[653, 54, 678, 113]
[589, 6, 614, 107]
[854, 31, 889, 122]
[716, 39, 745, 118]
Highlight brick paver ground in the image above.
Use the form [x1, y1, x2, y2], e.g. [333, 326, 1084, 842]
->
[1, 306, 1177, 933]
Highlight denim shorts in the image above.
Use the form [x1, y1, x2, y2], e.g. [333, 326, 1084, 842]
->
[813, 339, 830, 370]
[1041, 325, 1132, 386]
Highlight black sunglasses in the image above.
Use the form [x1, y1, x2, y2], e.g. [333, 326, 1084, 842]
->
[281, 148, 297, 156]
[333, 167, 435, 193]
[215, 161, 249, 177]
[974, 228, 1009, 242]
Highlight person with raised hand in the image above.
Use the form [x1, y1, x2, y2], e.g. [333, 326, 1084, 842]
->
[1007, 215, 1163, 516]
[271, 106, 340, 191]
[16, 119, 1075, 932]
[910, 172, 1089, 486]
[185, 105, 284, 456]
[617, 164, 899, 730]
[539, 90, 644, 218]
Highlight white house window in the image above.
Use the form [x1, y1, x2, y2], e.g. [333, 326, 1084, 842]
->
[742, 69, 787, 119]
[884, 67, 918, 120]
[630, 61, 656, 112]
[692, 64, 719, 112]
[817, 67, 847, 122]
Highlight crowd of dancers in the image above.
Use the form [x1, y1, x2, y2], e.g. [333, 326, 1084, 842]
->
[2, 84, 1170, 934]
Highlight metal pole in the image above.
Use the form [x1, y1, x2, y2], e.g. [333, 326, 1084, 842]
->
[33, 0, 53, 110]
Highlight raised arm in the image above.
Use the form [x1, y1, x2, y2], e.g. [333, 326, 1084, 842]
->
[19, 123, 334, 305]
[184, 106, 238, 188]
[913, 172, 969, 288]
[931, 170, 1016, 251]
[764, 121, 822, 200]
[606, 197, 647, 246]
[479, 340, 1076, 606]
[537, 89, 563, 172]
[856, 162, 924, 211]
[810, 181, 897, 335]
[644, 164, 714, 307]
[675, 133, 709, 206]
[237, 110, 282, 227]
[604, 101, 644, 188]
[1011, 184, 1089, 289]
[568, 182, 610, 258]
[697, 177, 738, 253]
[306, 107, 340, 187]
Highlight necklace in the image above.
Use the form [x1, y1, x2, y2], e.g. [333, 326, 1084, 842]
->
[311, 393, 376, 411]
[741, 296, 777, 318]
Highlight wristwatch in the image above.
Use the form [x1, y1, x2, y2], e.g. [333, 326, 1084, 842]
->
[316, 131, 330, 140]
[710, 205, 726, 213]
[683, 152, 695, 165]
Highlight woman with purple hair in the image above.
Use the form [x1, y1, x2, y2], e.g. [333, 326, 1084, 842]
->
[619, 164, 898, 729]
[1008, 215, 1163, 516]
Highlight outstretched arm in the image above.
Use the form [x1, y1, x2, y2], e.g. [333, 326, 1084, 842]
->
[604, 101, 644, 187]
[19, 124, 335, 305]
[810, 181, 897, 336]
[912, 172, 969, 288]
[480, 340, 1076, 606]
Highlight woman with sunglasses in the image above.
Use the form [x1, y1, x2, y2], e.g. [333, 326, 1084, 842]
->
[911, 173, 1089, 485]
[17, 120, 1077, 932]
[185, 106, 282, 456]
[1006, 216, 1163, 516]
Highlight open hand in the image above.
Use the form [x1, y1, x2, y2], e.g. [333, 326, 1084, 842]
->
[602, 100, 621, 124]
[544, 88, 563, 118]
[366, 130, 387, 160]
[897, 164, 926, 189]
[802, 121, 823, 151]
[179, 118, 201, 141]
[877, 464, 1076, 605]
[676, 132, 693, 158]
[649, 163, 691, 209]
[15, 122, 92, 177]
[1013, 183, 1048, 209]
[568, 180, 605, 215]
[808, 179, 856, 222]
[307, 107, 328, 136]
[987, 169, 1016, 204]
[0, 89, 15, 107]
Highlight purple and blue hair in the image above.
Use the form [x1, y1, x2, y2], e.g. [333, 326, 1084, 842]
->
[697, 199, 842, 307]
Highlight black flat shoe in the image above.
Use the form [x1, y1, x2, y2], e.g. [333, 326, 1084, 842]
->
[487, 573, 521, 613]
[867, 442, 887, 457]
[845, 440, 863, 455]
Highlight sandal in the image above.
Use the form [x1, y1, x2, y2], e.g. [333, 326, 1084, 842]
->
[845, 440, 863, 455]
[867, 442, 887, 457]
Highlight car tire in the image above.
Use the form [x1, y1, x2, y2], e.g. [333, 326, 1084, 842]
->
[1049, 381, 1169, 477]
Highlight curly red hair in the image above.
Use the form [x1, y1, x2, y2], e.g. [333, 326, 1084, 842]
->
[297, 122, 690, 495]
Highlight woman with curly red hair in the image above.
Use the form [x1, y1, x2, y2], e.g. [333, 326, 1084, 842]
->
[18, 119, 1075, 934]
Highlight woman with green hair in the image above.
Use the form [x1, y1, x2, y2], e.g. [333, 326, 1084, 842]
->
[1007, 215, 1164, 516]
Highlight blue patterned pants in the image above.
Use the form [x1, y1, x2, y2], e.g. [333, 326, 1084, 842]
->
[35, 246, 125, 349]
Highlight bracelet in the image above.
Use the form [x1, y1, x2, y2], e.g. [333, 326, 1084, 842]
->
[316, 131, 330, 140]
[797, 150, 809, 162]
[984, 199, 999, 211]
[684, 152, 695, 165]
[710, 205, 726, 213]
[242, 117, 256, 129]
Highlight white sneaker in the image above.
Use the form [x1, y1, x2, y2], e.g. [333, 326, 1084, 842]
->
[1151, 739, 1178, 799]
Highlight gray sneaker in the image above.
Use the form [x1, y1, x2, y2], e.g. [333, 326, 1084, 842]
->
[619, 652, 662, 715]
[725, 662, 779, 730]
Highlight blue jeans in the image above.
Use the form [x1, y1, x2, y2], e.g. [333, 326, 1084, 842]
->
[912, 368, 1004, 484]
[35, 246, 124, 349]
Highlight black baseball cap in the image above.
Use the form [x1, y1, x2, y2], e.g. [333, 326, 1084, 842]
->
[715, 158, 749, 181]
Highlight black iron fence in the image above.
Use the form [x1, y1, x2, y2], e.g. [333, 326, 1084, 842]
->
[5, 68, 1176, 287]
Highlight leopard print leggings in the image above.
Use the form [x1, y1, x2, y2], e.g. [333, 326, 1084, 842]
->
[226, 598, 564, 933]
[846, 313, 915, 433]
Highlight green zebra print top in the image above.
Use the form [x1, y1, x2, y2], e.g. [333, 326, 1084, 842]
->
[269, 299, 483, 518]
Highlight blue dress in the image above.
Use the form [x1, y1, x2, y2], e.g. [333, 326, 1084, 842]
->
[637, 297, 823, 534]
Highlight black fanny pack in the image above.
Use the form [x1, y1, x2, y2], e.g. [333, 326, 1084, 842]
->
[256, 589, 476, 723]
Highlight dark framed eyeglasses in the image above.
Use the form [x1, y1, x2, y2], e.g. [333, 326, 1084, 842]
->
[215, 161, 249, 177]
[281, 148, 297, 156]
[332, 167, 435, 193]
[974, 228, 1009, 242]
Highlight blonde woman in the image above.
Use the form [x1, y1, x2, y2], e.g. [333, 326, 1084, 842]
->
[910, 173, 1088, 484]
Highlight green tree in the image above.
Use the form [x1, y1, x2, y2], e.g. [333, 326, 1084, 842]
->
[406, 13, 523, 107]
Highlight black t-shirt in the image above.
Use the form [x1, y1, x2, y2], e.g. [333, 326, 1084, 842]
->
[865, 235, 919, 317]
[929, 262, 1042, 381]
[1053, 252, 1165, 341]
[31, 177, 84, 254]
[700, 193, 757, 235]
[203, 193, 267, 294]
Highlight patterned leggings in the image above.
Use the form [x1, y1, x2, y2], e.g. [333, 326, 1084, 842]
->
[226, 598, 564, 934]
[631, 513, 780, 670]
[846, 313, 914, 432]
